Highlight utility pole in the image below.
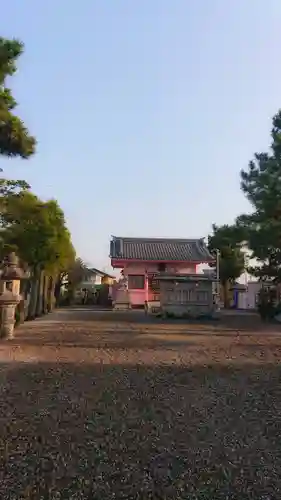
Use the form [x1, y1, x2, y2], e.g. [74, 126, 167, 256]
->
[216, 249, 220, 305]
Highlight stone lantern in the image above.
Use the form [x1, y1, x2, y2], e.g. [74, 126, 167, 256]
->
[0, 252, 25, 339]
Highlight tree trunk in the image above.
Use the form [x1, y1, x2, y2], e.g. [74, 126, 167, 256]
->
[54, 274, 62, 306]
[222, 281, 230, 309]
[35, 270, 45, 317]
[27, 267, 40, 320]
[19, 276, 28, 322]
[24, 279, 32, 320]
[47, 275, 56, 312]
[42, 274, 49, 314]
[15, 300, 25, 326]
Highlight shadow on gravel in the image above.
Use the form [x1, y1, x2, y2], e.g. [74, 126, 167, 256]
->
[45, 307, 281, 333]
[0, 361, 281, 499]
[15, 324, 281, 351]
[10, 331, 281, 352]
[10, 331, 199, 350]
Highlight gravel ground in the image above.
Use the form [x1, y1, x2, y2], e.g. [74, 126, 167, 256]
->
[0, 308, 281, 499]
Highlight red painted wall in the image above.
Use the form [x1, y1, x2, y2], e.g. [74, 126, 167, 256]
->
[121, 262, 197, 306]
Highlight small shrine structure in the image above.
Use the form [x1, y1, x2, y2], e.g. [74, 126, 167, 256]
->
[110, 236, 214, 309]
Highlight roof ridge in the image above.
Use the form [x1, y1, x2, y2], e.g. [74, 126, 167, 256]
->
[113, 236, 204, 243]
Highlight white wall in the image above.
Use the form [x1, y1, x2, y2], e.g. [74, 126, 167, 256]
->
[238, 282, 261, 309]
[81, 274, 102, 286]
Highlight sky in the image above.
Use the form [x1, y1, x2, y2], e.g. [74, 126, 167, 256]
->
[2, 1, 281, 272]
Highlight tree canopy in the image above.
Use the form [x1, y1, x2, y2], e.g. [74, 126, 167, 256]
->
[0, 36, 77, 320]
[208, 224, 245, 306]
[208, 224, 245, 284]
[238, 110, 281, 282]
[207, 109, 281, 304]
[1, 186, 75, 273]
[0, 37, 36, 159]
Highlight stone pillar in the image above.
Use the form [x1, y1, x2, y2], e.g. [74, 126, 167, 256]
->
[145, 271, 149, 302]
[144, 271, 149, 314]
[0, 253, 25, 340]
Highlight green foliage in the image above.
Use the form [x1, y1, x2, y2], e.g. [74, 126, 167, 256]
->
[63, 258, 88, 304]
[208, 224, 245, 285]
[0, 177, 30, 196]
[239, 110, 281, 282]
[0, 37, 75, 317]
[0, 37, 36, 158]
[257, 288, 278, 321]
[208, 224, 245, 308]
[1, 188, 75, 273]
[67, 258, 88, 288]
[42, 199, 76, 273]
[0, 177, 30, 225]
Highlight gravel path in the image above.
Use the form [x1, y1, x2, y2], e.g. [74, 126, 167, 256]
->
[0, 308, 281, 499]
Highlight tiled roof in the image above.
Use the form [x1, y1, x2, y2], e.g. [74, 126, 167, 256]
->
[110, 236, 213, 262]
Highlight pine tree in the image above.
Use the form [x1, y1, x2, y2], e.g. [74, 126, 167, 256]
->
[0, 37, 36, 158]
[239, 110, 281, 282]
[208, 224, 245, 307]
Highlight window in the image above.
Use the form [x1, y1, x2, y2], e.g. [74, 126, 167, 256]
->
[128, 275, 145, 290]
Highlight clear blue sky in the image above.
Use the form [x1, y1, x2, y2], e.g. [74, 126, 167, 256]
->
[2, 1, 281, 271]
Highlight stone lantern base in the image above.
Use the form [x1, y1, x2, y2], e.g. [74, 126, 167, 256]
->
[0, 291, 21, 340]
[0, 252, 25, 340]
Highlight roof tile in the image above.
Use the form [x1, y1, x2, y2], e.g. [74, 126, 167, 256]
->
[110, 237, 213, 262]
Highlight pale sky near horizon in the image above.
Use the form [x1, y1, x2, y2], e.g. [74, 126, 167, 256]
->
[2, 1, 281, 272]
